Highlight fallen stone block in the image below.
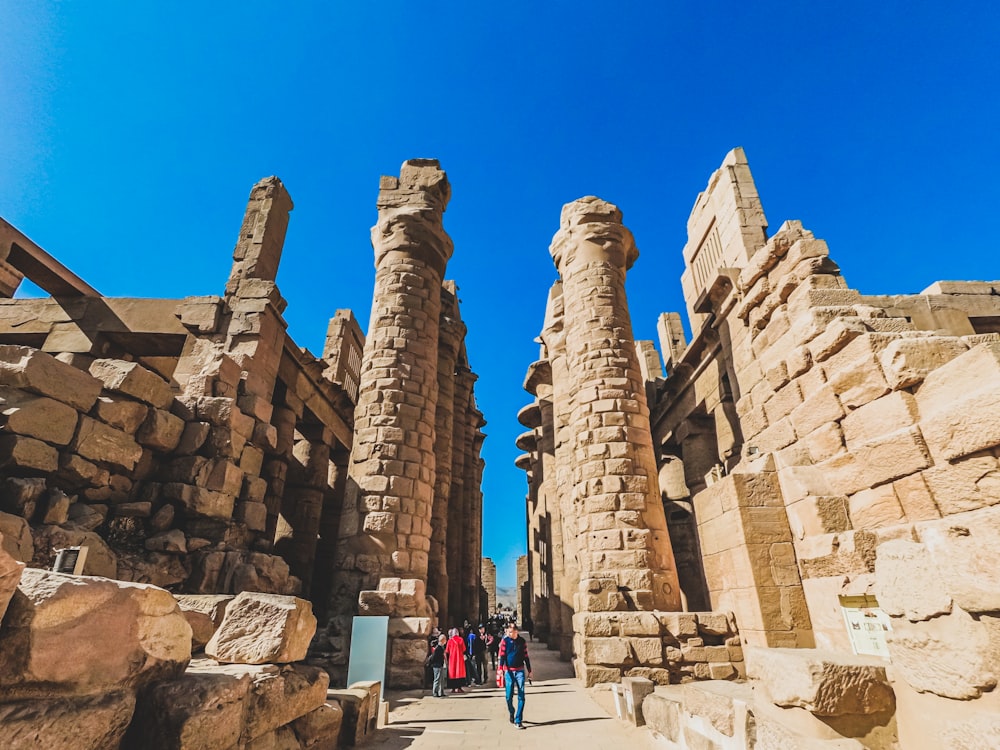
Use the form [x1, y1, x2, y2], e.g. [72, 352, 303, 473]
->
[91, 395, 148, 433]
[137, 408, 185, 452]
[746, 646, 894, 716]
[617, 675, 654, 726]
[71, 415, 143, 472]
[244, 664, 330, 740]
[0, 568, 192, 699]
[0, 345, 102, 411]
[0, 433, 58, 473]
[206, 591, 317, 664]
[175, 594, 233, 649]
[89, 358, 173, 409]
[0, 690, 136, 750]
[326, 687, 371, 747]
[0, 389, 79, 445]
[292, 703, 343, 749]
[124, 663, 251, 750]
[642, 690, 682, 742]
[0, 530, 25, 622]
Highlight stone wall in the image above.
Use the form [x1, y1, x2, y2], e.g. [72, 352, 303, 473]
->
[481, 556, 496, 613]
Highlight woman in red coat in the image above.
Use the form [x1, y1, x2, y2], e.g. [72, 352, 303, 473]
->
[444, 628, 467, 693]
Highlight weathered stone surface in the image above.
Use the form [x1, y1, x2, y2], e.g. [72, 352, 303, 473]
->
[0, 568, 192, 699]
[244, 663, 330, 740]
[145, 529, 187, 554]
[0, 690, 136, 750]
[92, 395, 148, 433]
[754, 714, 866, 749]
[746, 646, 894, 716]
[874, 539, 952, 621]
[879, 335, 969, 389]
[642, 690, 682, 742]
[0, 510, 33, 560]
[917, 506, 1000, 613]
[0, 433, 58, 472]
[0, 345, 102, 411]
[682, 680, 752, 736]
[125, 666, 251, 750]
[175, 594, 233, 649]
[886, 609, 1000, 699]
[291, 703, 343, 749]
[245, 727, 300, 750]
[326, 687, 371, 746]
[939, 712, 1000, 750]
[917, 342, 1000, 461]
[89, 358, 174, 409]
[137, 408, 186, 451]
[0, 530, 25, 622]
[206, 591, 317, 664]
[0, 389, 79, 445]
[72, 415, 144, 471]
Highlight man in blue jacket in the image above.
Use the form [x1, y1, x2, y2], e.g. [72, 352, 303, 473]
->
[497, 623, 533, 729]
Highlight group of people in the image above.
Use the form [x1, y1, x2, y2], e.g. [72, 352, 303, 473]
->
[425, 619, 533, 729]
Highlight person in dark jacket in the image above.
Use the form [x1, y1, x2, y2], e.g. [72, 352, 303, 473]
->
[470, 625, 489, 684]
[429, 634, 447, 697]
[497, 624, 533, 728]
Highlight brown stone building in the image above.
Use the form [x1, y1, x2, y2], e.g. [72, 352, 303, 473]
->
[519, 149, 1000, 747]
[0, 160, 485, 690]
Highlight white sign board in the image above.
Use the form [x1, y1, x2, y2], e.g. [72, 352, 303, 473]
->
[840, 595, 892, 659]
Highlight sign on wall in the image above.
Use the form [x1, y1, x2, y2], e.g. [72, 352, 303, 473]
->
[839, 594, 892, 659]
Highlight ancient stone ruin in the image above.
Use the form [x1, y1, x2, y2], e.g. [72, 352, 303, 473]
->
[0, 159, 485, 748]
[519, 149, 1000, 748]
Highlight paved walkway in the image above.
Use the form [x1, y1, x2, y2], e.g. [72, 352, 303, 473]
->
[370, 643, 665, 749]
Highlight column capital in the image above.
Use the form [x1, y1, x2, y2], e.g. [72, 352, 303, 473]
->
[371, 160, 453, 274]
[549, 196, 638, 275]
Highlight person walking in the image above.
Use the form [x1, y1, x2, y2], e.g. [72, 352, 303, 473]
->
[429, 634, 447, 697]
[445, 628, 467, 694]
[497, 623, 532, 729]
[485, 627, 498, 670]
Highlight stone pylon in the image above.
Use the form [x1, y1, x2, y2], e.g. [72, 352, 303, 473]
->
[329, 160, 453, 688]
[549, 196, 682, 613]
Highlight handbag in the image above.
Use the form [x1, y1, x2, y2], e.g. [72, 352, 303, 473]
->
[496, 665, 504, 688]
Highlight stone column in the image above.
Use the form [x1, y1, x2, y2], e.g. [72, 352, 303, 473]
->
[463, 425, 485, 620]
[549, 197, 681, 613]
[330, 160, 453, 688]
[428, 281, 464, 628]
[446, 365, 474, 626]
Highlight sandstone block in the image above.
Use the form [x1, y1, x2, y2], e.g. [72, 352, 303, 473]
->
[746, 646, 894, 716]
[0, 433, 58, 473]
[163, 483, 236, 520]
[0, 531, 25, 622]
[386, 616, 434, 638]
[657, 611, 698, 638]
[879, 335, 969, 389]
[89, 358, 173, 409]
[0, 690, 136, 750]
[787, 495, 851, 538]
[754, 715, 865, 749]
[244, 663, 330, 740]
[292, 703, 343, 749]
[175, 594, 233, 649]
[137, 408, 185, 451]
[921, 454, 1000, 515]
[840, 391, 918, 448]
[0, 345, 102, 411]
[72, 415, 143, 471]
[641, 691, 682, 742]
[0, 510, 33, 560]
[575, 660, 622, 686]
[146, 529, 187, 554]
[886, 609, 999, 699]
[326, 687, 371, 746]
[824, 347, 890, 410]
[682, 680, 752, 737]
[0, 389, 79, 446]
[0, 568, 191, 699]
[790, 385, 844, 438]
[695, 611, 735, 636]
[917, 342, 1000, 461]
[92, 395, 148, 433]
[818, 428, 931, 497]
[125, 664, 250, 750]
[874, 539, 952, 621]
[618, 611, 661, 636]
[206, 591, 317, 664]
[939, 713, 1000, 750]
[917, 506, 1000, 613]
[848, 484, 906, 529]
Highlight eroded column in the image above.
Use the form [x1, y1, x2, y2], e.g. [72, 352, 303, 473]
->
[549, 197, 681, 614]
[330, 160, 453, 688]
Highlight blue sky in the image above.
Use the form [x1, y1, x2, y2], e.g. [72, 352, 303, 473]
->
[3, 2, 998, 586]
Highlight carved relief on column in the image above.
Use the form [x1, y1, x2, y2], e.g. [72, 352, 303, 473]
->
[549, 197, 681, 613]
[446, 364, 474, 625]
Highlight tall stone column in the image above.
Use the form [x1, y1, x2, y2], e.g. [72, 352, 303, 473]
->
[446, 364, 474, 625]
[428, 282, 464, 628]
[330, 160, 453, 688]
[549, 197, 681, 613]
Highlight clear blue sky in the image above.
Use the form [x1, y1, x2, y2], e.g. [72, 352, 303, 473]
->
[3, 3, 998, 586]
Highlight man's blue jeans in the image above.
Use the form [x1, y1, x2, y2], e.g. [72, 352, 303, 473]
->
[504, 669, 526, 724]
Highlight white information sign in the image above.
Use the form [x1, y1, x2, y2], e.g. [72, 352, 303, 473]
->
[840, 595, 892, 659]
